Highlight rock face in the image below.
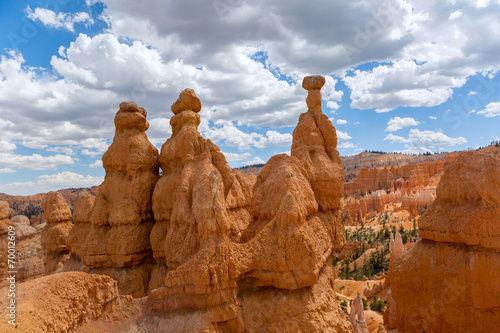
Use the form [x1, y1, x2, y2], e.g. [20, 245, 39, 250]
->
[65, 101, 159, 297]
[0, 200, 11, 233]
[149, 80, 351, 331]
[11, 215, 44, 284]
[392, 151, 500, 332]
[40, 192, 72, 275]
[0, 208, 41, 287]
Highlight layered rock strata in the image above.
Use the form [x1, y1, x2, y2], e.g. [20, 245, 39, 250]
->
[65, 101, 159, 297]
[392, 151, 500, 332]
[40, 192, 72, 275]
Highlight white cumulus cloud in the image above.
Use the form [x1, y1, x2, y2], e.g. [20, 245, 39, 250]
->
[477, 102, 500, 117]
[385, 116, 420, 132]
[384, 129, 467, 153]
[222, 152, 252, 162]
[0, 153, 75, 170]
[336, 130, 352, 141]
[26, 7, 94, 32]
[241, 157, 265, 166]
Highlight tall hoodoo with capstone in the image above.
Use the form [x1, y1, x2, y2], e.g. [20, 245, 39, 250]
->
[65, 101, 159, 297]
[149, 88, 254, 327]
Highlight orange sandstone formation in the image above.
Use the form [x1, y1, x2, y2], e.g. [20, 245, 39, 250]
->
[40, 191, 72, 275]
[381, 231, 404, 330]
[384, 231, 403, 288]
[0, 200, 12, 233]
[65, 101, 159, 297]
[0, 201, 13, 283]
[149, 88, 253, 318]
[342, 156, 455, 225]
[392, 151, 500, 332]
[149, 79, 351, 331]
[10, 216, 44, 283]
[349, 293, 369, 333]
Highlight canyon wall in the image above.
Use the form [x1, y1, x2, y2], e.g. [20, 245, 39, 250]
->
[342, 156, 457, 225]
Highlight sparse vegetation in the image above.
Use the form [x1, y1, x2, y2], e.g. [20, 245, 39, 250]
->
[370, 296, 386, 314]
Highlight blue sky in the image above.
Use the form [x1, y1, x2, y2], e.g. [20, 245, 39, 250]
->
[0, 0, 499, 195]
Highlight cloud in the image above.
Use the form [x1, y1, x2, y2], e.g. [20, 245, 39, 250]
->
[338, 141, 356, 149]
[448, 10, 463, 20]
[344, 60, 466, 111]
[26, 7, 94, 32]
[255, 131, 292, 148]
[326, 101, 340, 110]
[336, 119, 347, 125]
[385, 116, 420, 132]
[384, 129, 467, 153]
[241, 157, 265, 166]
[0, 171, 103, 196]
[0, 168, 15, 173]
[222, 152, 252, 162]
[81, 149, 103, 158]
[89, 160, 103, 168]
[204, 123, 293, 150]
[46, 146, 75, 155]
[336, 130, 352, 141]
[477, 102, 500, 117]
[203, 122, 262, 150]
[0, 152, 75, 170]
[100, 0, 418, 75]
[429, 116, 437, 120]
[0, 139, 16, 152]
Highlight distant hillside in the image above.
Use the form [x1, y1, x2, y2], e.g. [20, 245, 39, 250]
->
[0, 187, 98, 225]
[237, 145, 500, 181]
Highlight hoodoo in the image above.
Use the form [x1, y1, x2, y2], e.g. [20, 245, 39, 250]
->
[65, 101, 159, 297]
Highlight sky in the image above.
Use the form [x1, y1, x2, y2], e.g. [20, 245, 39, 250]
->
[0, 0, 499, 195]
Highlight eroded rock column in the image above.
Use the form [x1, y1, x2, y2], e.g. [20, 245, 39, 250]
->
[40, 191, 72, 275]
[65, 102, 159, 297]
